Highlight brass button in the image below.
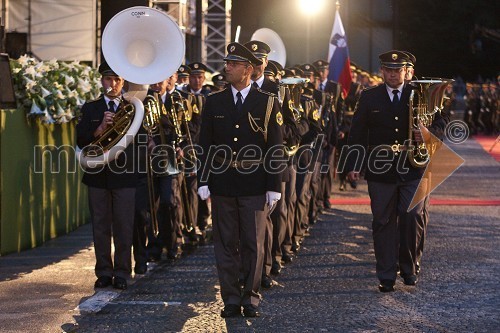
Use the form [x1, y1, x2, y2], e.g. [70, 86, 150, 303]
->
[233, 151, 237, 155]
[395, 140, 399, 143]
[235, 124, 240, 128]
[395, 128, 399, 132]
[234, 137, 238, 142]
[395, 116, 399, 120]
[395, 152, 399, 156]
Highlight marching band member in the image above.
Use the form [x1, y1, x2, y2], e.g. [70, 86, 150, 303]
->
[76, 61, 139, 290]
[197, 42, 284, 317]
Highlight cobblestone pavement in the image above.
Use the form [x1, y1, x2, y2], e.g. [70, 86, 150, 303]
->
[1, 137, 499, 333]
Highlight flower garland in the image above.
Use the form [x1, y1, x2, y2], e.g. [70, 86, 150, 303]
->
[10, 55, 102, 124]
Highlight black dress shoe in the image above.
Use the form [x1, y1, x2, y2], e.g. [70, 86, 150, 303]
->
[282, 253, 294, 264]
[291, 242, 301, 253]
[134, 264, 148, 275]
[402, 275, 418, 286]
[113, 277, 127, 290]
[221, 304, 241, 318]
[378, 280, 395, 292]
[243, 304, 260, 317]
[270, 261, 281, 275]
[324, 200, 331, 209]
[416, 262, 421, 275]
[261, 275, 273, 289]
[94, 276, 112, 288]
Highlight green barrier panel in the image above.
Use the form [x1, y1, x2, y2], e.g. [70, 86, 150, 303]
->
[0, 108, 88, 255]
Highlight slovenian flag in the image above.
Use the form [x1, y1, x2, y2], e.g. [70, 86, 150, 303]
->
[327, 8, 352, 98]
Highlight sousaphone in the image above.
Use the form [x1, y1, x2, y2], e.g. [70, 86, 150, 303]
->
[251, 28, 286, 67]
[76, 6, 185, 168]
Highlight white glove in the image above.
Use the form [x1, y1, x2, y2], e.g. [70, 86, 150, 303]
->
[198, 185, 211, 200]
[266, 191, 281, 210]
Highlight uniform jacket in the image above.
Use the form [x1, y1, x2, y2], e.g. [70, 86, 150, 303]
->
[197, 87, 284, 196]
[346, 83, 448, 183]
[76, 95, 139, 189]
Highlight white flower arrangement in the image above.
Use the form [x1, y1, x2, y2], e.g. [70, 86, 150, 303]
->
[10, 55, 102, 124]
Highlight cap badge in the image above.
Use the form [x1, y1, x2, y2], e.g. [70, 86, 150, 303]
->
[179, 67, 184, 72]
[194, 64, 199, 69]
[252, 44, 258, 51]
[230, 45, 235, 52]
[392, 53, 398, 60]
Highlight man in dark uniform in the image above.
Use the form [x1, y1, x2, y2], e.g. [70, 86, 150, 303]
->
[346, 50, 448, 292]
[212, 73, 228, 91]
[243, 39, 279, 288]
[176, 64, 190, 87]
[244, 40, 278, 94]
[146, 73, 184, 261]
[76, 62, 139, 290]
[197, 42, 284, 317]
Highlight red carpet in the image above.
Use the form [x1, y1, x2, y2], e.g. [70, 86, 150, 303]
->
[330, 198, 500, 206]
[474, 135, 500, 162]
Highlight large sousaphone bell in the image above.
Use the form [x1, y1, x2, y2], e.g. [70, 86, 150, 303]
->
[76, 6, 185, 168]
[251, 28, 286, 67]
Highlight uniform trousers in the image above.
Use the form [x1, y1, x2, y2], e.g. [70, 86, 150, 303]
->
[133, 177, 149, 268]
[211, 194, 268, 307]
[293, 167, 313, 245]
[184, 174, 198, 228]
[319, 147, 336, 205]
[367, 178, 428, 281]
[88, 186, 136, 279]
[281, 166, 297, 256]
[270, 181, 288, 265]
[148, 175, 181, 257]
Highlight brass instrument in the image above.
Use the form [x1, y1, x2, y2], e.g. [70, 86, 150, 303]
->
[81, 101, 136, 158]
[170, 90, 196, 233]
[142, 94, 165, 237]
[76, 6, 185, 168]
[279, 77, 308, 156]
[408, 78, 454, 167]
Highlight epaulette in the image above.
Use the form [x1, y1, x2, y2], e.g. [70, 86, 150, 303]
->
[207, 88, 227, 97]
[363, 85, 377, 91]
[256, 87, 277, 97]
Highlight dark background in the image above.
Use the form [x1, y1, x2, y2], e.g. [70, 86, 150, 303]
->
[232, 0, 499, 81]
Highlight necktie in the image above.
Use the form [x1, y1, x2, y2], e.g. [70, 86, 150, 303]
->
[392, 90, 399, 105]
[235, 92, 243, 112]
[252, 82, 259, 89]
[320, 83, 324, 91]
[108, 100, 116, 112]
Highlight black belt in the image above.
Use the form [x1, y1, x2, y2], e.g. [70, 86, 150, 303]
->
[214, 155, 263, 168]
[369, 144, 409, 152]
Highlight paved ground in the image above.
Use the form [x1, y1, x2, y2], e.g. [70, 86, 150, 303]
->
[0, 137, 498, 333]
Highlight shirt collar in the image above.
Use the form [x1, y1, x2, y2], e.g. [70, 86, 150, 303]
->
[231, 84, 252, 103]
[385, 83, 404, 97]
[252, 75, 265, 88]
[104, 95, 121, 107]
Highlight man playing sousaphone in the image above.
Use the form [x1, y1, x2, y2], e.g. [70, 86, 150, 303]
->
[76, 61, 140, 290]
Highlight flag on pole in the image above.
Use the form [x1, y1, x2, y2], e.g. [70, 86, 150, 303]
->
[327, 6, 352, 98]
